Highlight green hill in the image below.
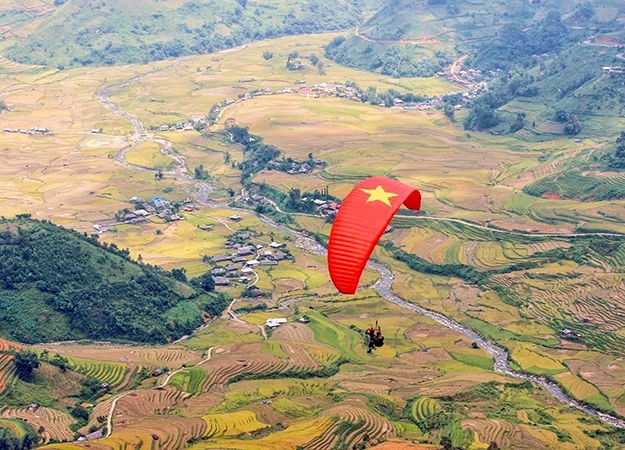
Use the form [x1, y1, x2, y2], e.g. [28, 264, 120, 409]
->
[323, 0, 535, 76]
[0, 216, 226, 344]
[3, 0, 383, 67]
[324, 0, 625, 79]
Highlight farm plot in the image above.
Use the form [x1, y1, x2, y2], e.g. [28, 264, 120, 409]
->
[308, 397, 396, 450]
[35, 344, 204, 368]
[1, 406, 74, 443]
[66, 357, 128, 387]
[202, 411, 268, 437]
[462, 419, 547, 450]
[198, 341, 325, 392]
[0, 338, 23, 394]
[168, 367, 209, 394]
[114, 386, 186, 420]
[190, 417, 334, 450]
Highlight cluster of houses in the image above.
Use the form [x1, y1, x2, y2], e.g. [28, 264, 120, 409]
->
[306, 198, 340, 217]
[229, 80, 477, 112]
[264, 157, 325, 175]
[3, 127, 52, 135]
[559, 328, 582, 340]
[236, 82, 364, 103]
[157, 118, 206, 132]
[602, 66, 625, 74]
[209, 239, 287, 288]
[265, 317, 309, 329]
[121, 196, 195, 223]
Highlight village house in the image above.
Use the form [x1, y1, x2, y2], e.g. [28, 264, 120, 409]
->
[159, 125, 169, 131]
[269, 242, 282, 248]
[259, 260, 278, 266]
[265, 318, 287, 328]
[134, 209, 149, 217]
[559, 328, 582, 340]
[210, 268, 226, 276]
[83, 429, 104, 441]
[246, 259, 260, 267]
[241, 267, 255, 274]
[213, 277, 230, 286]
[272, 251, 287, 261]
[211, 254, 233, 263]
[92, 224, 113, 233]
[298, 87, 317, 98]
[199, 224, 212, 231]
[232, 256, 248, 264]
[246, 287, 263, 298]
[229, 215, 242, 221]
[236, 245, 256, 256]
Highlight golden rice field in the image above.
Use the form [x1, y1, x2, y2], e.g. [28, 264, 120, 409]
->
[2, 27, 625, 450]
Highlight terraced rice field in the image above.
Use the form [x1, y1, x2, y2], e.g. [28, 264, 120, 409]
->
[202, 411, 268, 437]
[0, 339, 20, 394]
[197, 342, 325, 392]
[0, 417, 32, 439]
[410, 397, 441, 424]
[67, 357, 128, 387]
[1, 406, 74, 443]
[272, 323, 316, 344]
[168, 367, 209, 394]
[35, 345, 204, 368]
[307, 398, 396, 450]
[462, 419, 546, 450]
[115, 386, 185, 419]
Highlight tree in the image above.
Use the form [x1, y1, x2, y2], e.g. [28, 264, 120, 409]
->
[487, 442, 499, 450]
[0, 100, 7, 112]
[563, 114, 582, 135]
[440, 436, 453, 450]
[262, 51, 273, 61]
[191, 271, 215, 292]
[194, 164, 209, 180]
[13, 351, 40, 381]
[444, 103, 455, 121]
[309, 54, 319, 65]
[171, 268, 187, 282]
[70, 404, 89, 422]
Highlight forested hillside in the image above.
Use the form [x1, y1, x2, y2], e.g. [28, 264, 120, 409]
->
[4, 0, 384, 67]
[0, 216, 226, 344]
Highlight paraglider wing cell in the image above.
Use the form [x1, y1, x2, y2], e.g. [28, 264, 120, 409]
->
[328, 176, 421, 294]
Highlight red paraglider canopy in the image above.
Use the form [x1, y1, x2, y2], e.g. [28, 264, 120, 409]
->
[328, 176, 421, 294]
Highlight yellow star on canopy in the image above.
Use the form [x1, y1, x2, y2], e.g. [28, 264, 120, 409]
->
[360, 185, 399, 207]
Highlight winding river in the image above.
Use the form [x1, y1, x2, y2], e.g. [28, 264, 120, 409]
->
[97, 63, 625, 430]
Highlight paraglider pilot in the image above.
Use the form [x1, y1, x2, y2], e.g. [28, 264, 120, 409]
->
[365, 324, 384, 353]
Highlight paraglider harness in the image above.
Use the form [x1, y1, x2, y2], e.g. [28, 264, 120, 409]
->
[365, 321, 384, 352]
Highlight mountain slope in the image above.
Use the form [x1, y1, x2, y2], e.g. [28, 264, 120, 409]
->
[0, 216, 225, 344]
[4, 0, 384, 67]
[324, 0, 625, 79]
